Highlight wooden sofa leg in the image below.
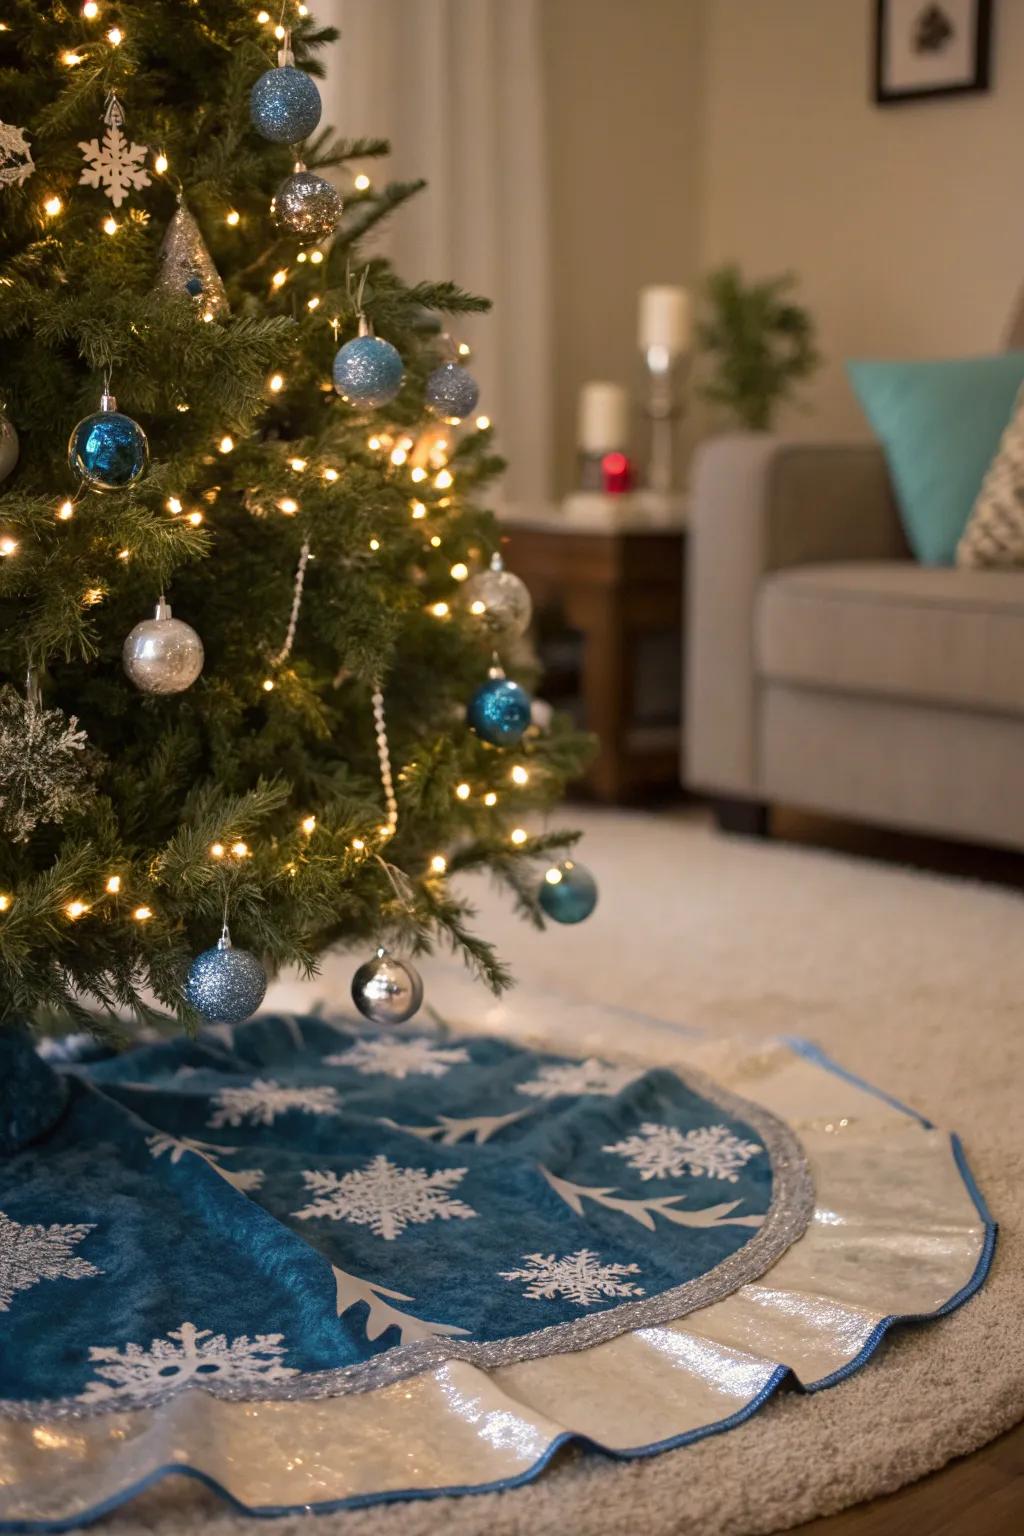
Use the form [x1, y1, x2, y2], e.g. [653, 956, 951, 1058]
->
[712, 797, 770, 838]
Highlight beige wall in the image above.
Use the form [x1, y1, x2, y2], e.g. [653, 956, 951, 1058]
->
[699, 0, 1024, 440]
[541, 0, 704, 493]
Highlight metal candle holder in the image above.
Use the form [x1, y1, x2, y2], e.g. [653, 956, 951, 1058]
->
[641, 344, 690, 495]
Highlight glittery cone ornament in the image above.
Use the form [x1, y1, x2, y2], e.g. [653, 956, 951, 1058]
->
[156, 201, 229, 319]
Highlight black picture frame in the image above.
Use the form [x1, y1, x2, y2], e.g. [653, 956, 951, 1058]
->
[874, 0, 993, 105]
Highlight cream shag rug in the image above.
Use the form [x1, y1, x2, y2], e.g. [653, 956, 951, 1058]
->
[105, 808, 1024, 1535]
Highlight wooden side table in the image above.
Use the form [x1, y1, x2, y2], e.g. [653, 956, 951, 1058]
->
[501, 508, 686, 803]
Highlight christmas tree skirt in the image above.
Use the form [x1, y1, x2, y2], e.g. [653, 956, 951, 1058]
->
[0, 1012, 993, 1530]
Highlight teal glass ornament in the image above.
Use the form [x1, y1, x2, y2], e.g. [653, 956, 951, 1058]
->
[250, 62, 322, 144]
[184, 929, 267, 1025]
[426, 361, 480, 423]
[539, 860, 598, 924]
[467, 670, 532, 747]
[332, 330, 404, 407]
[68, 392, 149, 492]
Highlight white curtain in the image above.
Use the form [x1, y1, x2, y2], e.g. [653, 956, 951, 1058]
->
[318, 0, 553, 512]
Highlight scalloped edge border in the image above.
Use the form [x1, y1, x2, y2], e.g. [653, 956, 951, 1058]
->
[0, 1040, 996, 1532]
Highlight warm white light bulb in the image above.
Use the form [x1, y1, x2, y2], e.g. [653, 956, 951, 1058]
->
[301, 815, 316, 834]
[133, 905, 153, 922]
[410, 466, 428, 483]
[219, 435, 235, 453]
[510, 828, 528, 846]
[430, 601, 449, 617]
[0, 537, 17, 557]
[455, 782, 471, 800]
[289, 457, 307, 472]
[354, 173, 371, 191]
[57, 500, 75, 521]
[309, 249, 324, 265]
[271, 268, 288, 289]
[43, 195, 62, 217]
[167, 495, 183, 514]
[106, 26, 122, 45]
[450, 562, 469, 581]
[511, 765, 530, 785]
[429, 854, 448, 875]
[476, 415, 491, 431]
[410, 500, 427, 519]
[105, 875, 121, 894]
[226, 209, 240, 226]
[322, 466, 338, 482]
[103, 216, 118, 235]
[82, 1, 100, 16]
[278, 497, 298, 515]
[268, 373, 284, 393]
[154, 152, 169, 175]
[483, 791, 498, 807]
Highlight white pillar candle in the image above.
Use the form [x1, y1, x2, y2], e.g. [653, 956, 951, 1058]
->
[578, 381, 629, 454]
[638, 285, 692, 355]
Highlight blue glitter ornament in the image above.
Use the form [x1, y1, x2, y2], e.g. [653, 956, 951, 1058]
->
[184, 930, 268, 1025]
[539, 859, 598, 924]
[425, 361, 480, 424]
[332, 332, 404, 408]
[67, 392, 149, 492]
[250, 63, 322, 145]
[184, 274, 204, 297]
[467, 672, 532, 747]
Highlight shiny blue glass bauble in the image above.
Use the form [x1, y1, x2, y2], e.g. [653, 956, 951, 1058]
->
[183, 940, 268, 1025]
[538, 860, 599, 924]
[332, 336, 404, 408]
[467, 676, 532, 746]
[425, 362, 480, 423]
[250, 65, 322, 144]
[67, 408, 149, 492]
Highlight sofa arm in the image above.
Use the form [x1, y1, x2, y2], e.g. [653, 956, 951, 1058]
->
[684, 435, 905, 797]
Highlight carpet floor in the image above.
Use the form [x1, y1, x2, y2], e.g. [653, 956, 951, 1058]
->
[106, 807, 1024, 1535]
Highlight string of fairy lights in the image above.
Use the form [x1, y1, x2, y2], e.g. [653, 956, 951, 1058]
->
[0, 0, 550, 945]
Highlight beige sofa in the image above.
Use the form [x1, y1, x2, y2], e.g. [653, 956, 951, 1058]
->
[684, 434, 1024, 851]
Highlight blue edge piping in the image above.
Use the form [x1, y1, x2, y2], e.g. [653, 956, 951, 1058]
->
[2, 1037, 997, 1532]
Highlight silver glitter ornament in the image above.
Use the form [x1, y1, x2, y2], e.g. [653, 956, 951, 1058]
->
[157, 202, 229, 319]
[464, 552, 532, 639]
[123, 597, 204, 695]
[272, 168, 343, 243]
[184, 929, 268, 1025]
[250, 58, 322, 145]
[0, 411, 18, 483]
[351, 946, 424, 1026]
[425, 361, 479, 424]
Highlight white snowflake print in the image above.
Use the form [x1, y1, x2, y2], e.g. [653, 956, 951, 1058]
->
[325, 1036, 470, 1080]
[78, 1321, 297, 1405]
[500, 1249, 645, 1308]
[604, 1122, 763, 1183]
[293, 1155, 478, 1241]
[147, 1131, 229, 1165]
[0, 1210, 101, 1312]
[516, 1057, 642, 1100]
[226, 1168, 266, 1193]
[207, 1078, 340, 1129]
[78, 94, 151, 208]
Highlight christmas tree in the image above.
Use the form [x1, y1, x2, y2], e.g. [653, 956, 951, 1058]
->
[0, 1, 592, 1040]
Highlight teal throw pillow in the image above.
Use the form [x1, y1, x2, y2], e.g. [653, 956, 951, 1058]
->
[848, 354, 1024, 565]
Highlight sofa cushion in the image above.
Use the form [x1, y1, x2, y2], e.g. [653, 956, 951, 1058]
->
[756, 562, 1024, 716]
[848, 354, 1024, 566]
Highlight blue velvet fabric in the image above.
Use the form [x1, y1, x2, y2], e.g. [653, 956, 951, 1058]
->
[0, 1017, 773, 1406]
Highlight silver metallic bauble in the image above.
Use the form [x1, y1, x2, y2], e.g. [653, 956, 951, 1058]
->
[464, 552, 532, 639]
[351, 946, 424, 1026]
[157, 202, 229, 318]
[123, 597, 204, 695]
[184, 932, 268, 1024]
[0, 412, 18, 483]
[272, 169, 343, 243]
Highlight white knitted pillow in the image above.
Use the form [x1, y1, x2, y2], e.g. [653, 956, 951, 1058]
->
[957, 384, 1024, 566]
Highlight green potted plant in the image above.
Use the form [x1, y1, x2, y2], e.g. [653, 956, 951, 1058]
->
[697, 265, 821, 431]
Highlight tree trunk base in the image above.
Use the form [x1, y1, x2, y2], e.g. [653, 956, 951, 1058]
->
[0, 1022, 68, 1155]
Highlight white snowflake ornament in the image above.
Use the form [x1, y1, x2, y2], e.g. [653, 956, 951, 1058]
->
[78, 94, 151, 208]
[79, 1321, 296, 1405]
[0, 1210, 101, 1312]
[293, 1154, 478, 1241]
[0, 685, 93, 843]
[0, 120, 34, 189]
[604, 1122, 763, 1183]
[500, 1249, 645, 1308]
